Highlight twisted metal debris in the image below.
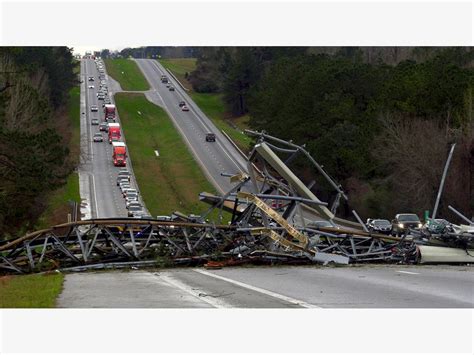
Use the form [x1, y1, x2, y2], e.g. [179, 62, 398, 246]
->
[1, 131, 473, 274]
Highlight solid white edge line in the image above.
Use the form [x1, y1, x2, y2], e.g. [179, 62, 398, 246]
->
[91, 171, 100, 218]
[193, 269, 320, 308]
[397, 270, 420, 275]
[135, 59, 225, 194]
[156, 273, 233, 308]
[152, 60, 245, 173]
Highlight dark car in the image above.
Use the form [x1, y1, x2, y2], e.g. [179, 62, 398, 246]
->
[391, 213, 422, 236]
[99, 122, 108, 132]
[205, 133, 216, 142]
[366, 219, 392, 234]
[178, 101, 186, 107]
[93, 132, 103, 142]
[169, 86, 175, 91]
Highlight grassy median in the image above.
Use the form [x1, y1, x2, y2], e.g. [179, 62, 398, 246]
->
[105, 59, 150, 91]
[115, 93, 221, 217]
[0, 273, 64, 308]
[159, 58, 252, 151]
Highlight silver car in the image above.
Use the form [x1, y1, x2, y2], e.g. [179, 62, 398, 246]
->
[93, 132, 103, 142]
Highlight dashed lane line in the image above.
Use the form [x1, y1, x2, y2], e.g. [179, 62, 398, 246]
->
[397, 271, 420, 275]
[136, 60, 225, 194]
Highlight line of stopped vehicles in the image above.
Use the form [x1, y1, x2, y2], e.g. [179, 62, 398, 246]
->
[364, 213, 474, 237]
[88, 58, 151, 219]
[87, 61, 472, 235]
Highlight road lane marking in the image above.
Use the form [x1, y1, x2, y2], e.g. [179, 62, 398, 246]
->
[91, 173, 100, 218]
[397, 270, 419, 275]
[156, 272, 233, 308]
[193, 269, 319, 308]
[151, 60, 244, 173]
[136, 60, 225, 194]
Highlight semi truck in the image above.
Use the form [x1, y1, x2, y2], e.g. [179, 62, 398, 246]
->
[108, 123, 121, 143]
[104, 104, 116, 120]
[112, 142, 127, 167]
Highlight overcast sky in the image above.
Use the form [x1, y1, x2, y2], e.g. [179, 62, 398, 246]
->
[70, 46, 129, 55]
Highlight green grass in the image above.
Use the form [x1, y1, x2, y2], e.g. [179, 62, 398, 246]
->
[114, 93, 226, 218]
[159, 58, 196, 91]
[159, 58, 252, 151]
[0, 273, 64, 308]
[159, 58, 197, 76]
[190, 92, 252, 150]
[105, 59, 150, 91]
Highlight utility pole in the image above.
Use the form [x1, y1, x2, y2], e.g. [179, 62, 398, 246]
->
[432, 143, 456, 219]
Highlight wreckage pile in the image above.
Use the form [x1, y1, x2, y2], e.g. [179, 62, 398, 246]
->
[0, 131, 473, 274]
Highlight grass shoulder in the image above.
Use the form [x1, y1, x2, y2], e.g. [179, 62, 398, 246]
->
[115, 93, 226, 220]
[0, 273, 64, 308]
[105, 59, 150, 91]
[159, 58, 196, 91]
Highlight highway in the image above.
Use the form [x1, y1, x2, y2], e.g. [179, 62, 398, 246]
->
[57, 265, 474, 308]
[62, 58, 474, 310]
[134, 59, 248, 195]
[130, 59, 344, 227]
[79, 59, 145, 218]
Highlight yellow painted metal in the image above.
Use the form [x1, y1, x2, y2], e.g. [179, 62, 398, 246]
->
[237, 191, 309, 248]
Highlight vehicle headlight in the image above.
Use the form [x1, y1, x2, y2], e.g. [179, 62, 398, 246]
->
[398, 223, 404, 228]
[417, 223, 422, 228]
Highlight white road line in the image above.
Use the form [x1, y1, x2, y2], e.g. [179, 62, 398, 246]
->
[193, 269, 319, 308]
[137, 60, 225, 194]
[157, 273, 233, 308]
[397, 270, 420, 275]
[151, 60, 244, 173]
[91, 173, 100, 218]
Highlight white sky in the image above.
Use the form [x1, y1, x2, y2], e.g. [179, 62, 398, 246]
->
[70, 46, 129, 55]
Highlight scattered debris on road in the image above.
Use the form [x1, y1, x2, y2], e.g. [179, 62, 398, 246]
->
[1, 132, 472, 274]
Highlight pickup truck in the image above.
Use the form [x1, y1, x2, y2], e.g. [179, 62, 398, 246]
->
[391, 213, 422, 236]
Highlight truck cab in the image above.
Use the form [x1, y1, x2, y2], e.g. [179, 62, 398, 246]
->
[112, 142, 127, 167]
[104, 104, 116, 120]
[108, 123, 121, 143]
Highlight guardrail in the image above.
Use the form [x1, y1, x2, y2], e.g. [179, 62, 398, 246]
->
[165, 68, 189, 92]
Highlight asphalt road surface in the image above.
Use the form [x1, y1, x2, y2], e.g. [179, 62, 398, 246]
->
[134, 59, 248, 195]
[133, 59, 353, 227]
[57, 264, 473, 308]
[79, 59, 146, 218]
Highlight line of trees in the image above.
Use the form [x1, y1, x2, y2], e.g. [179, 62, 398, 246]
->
[189, 47, 474, 221]
[0, 47, 78, 239]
